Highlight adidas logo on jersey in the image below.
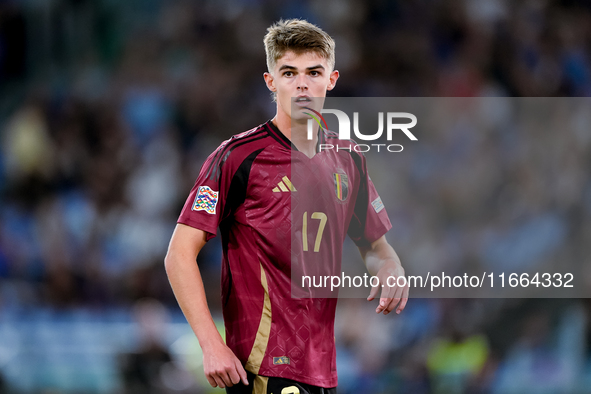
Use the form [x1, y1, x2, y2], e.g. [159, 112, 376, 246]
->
[272, 176, 297, 192]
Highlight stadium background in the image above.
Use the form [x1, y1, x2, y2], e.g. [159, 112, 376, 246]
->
[1, 0, 591, 392]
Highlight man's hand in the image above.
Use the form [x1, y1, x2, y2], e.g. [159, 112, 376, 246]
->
[367, 261, 409, 315]
[359, 235, 409, 315]
[203, 342, 249, 388]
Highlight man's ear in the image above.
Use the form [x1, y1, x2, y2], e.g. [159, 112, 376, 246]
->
[264, 72, 276, 92]
[327, 69, 340, 91]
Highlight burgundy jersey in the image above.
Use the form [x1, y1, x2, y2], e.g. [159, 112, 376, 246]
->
[178, 120, 391, 388]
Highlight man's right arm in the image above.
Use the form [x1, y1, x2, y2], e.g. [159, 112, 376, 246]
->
[164, 223, 248, 388]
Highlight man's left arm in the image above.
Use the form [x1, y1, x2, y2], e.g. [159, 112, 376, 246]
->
[358, 235, 409, 315]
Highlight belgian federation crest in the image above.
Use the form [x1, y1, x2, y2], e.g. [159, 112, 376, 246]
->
[333, 173, 349, 201]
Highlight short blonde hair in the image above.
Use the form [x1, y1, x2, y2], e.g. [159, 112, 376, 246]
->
[264, 19, 336, 73]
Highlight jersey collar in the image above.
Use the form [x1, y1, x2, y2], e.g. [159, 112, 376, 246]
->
[265, 120, 326, 154]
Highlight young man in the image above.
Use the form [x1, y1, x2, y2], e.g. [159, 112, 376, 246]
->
[165, 19, 408, 394]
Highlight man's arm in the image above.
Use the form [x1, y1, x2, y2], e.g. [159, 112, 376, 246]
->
[358, 235, 409, 315]
[164, 223, 248, 389]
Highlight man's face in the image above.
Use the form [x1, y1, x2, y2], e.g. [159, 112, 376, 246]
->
[264, 50, 339, 123]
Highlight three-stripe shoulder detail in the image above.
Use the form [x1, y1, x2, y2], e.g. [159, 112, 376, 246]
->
[205, 126, 269, 181]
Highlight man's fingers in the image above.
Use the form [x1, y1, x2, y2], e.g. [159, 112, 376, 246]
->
[379, 279, 390, 301]
[223, 370, 239, 387]
[396, 285, 410, 314]
[205, 374, 217, 388]
[369, 274, 408, 314]
[203, 348, 248, 388]
[377, 276, 397, 313]
[228, 366, 241, 386]
[236, 360, 249, 386]
[367, 281, 380, 301]
[397, 295, 408, 314]
[384, 286, 404, 315]
[213, 375, 226, 389]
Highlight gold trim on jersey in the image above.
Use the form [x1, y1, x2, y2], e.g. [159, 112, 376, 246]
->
[245, 263, 272, 375]
[253, 375, 269, 394]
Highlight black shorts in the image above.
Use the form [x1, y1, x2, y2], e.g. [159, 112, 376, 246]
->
[226, 370, 337, 394]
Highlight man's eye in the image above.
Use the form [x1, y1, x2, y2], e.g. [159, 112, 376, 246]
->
[284, 71, 293, 77]
[310, 71, 319, 76]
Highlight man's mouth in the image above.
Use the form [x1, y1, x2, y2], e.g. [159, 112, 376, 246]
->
[295, 96, 311, 103]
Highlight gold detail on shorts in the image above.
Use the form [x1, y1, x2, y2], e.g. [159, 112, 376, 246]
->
[281, 386, 300, 394]
[245, 263, 272, 374]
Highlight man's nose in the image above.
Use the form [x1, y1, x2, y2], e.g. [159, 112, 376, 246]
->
[296, 75, 308, 91]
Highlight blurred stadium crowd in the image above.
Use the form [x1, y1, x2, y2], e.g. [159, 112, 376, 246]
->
[1, 0, 591, 392]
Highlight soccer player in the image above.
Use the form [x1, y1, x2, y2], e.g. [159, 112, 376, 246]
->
[165, 19, 408, 394]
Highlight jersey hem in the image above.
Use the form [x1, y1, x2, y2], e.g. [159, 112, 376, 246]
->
[252, 369, 338, 389]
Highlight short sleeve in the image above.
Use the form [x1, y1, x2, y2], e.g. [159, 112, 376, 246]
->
[178, 145, 233, 241]
[347, 154, 392, 248]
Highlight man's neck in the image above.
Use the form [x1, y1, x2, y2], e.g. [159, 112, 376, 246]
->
[272, 113, 319, 158]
